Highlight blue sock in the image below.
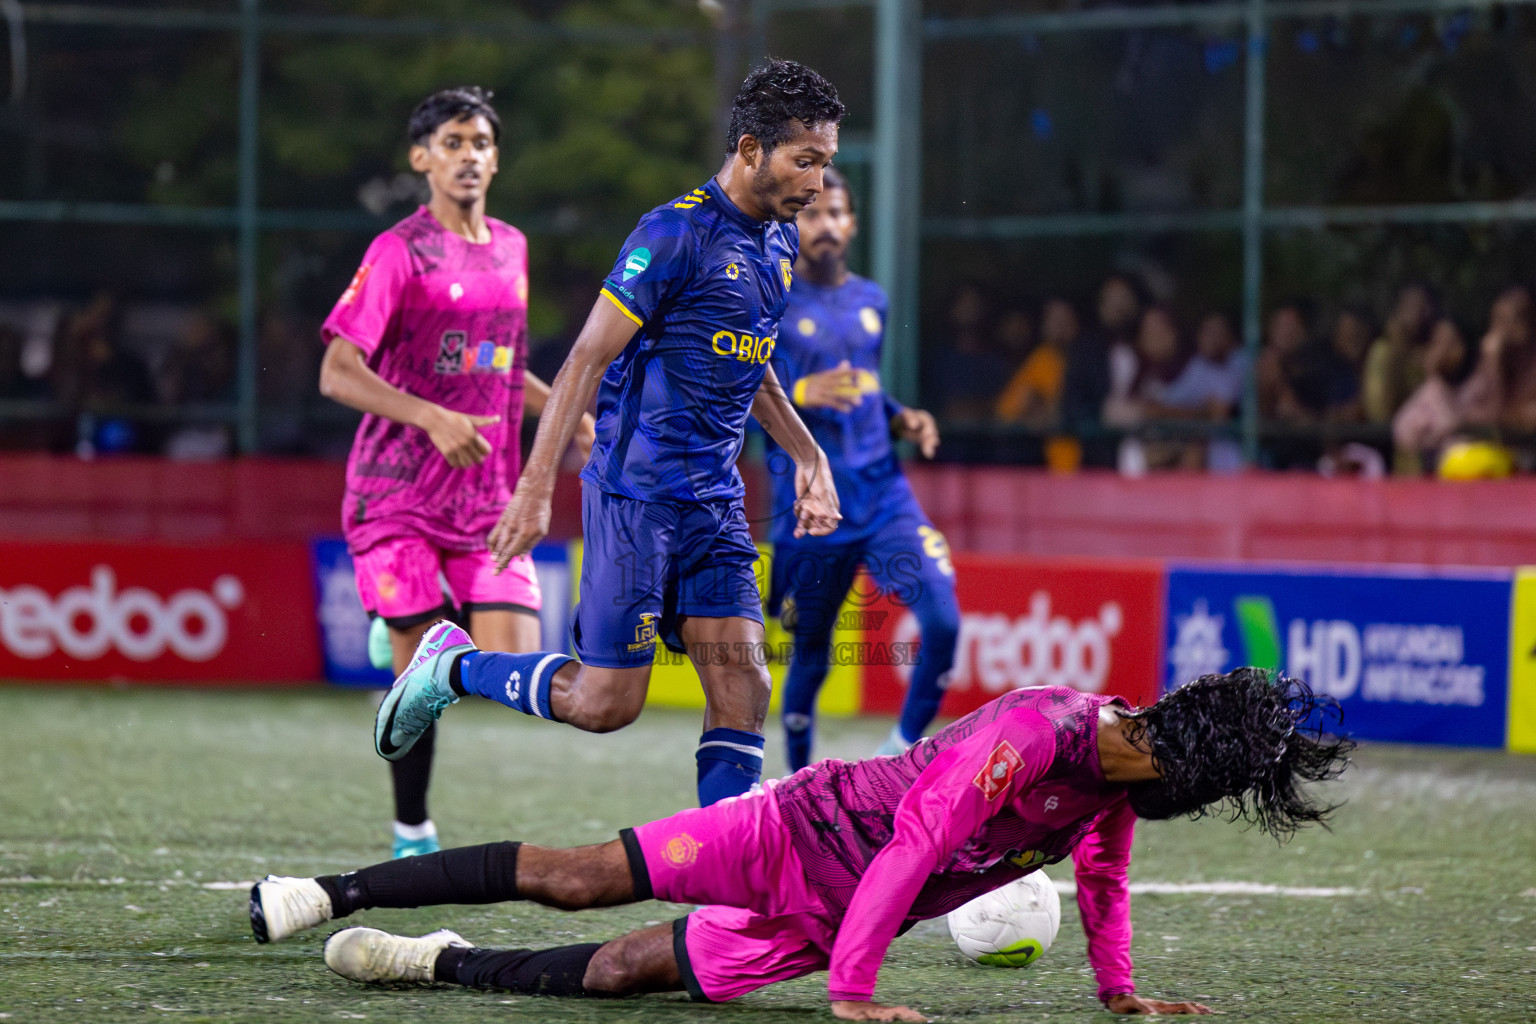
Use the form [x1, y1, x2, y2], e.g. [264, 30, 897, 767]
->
[695, 728, 765, 806]
[453, 650, 573, 721]
[782, 712, 813, 774]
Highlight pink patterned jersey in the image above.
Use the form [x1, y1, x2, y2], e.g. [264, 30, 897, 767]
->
[321, 206, 529, 554]
[769, 686, 1137, 1003]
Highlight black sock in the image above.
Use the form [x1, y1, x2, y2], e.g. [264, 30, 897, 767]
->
[390, 722, 436, 825]
[316, 841, 520, 919]
[437, 943, 605, 997]
[448, 652, 469, 697]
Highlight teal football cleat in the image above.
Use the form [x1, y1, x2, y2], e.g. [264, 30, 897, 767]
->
[374, 620, 474, 762]
[367, 615, 393, 671]
[392, 833, 441, 859]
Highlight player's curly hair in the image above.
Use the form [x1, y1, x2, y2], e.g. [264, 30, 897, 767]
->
[409, 86, 501, 145]
[1119, 668, 1354, 841]
[726, 59, 845, 156]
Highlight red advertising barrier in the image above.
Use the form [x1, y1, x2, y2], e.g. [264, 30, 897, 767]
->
[0, 542, 321, 683]
[861, 554, 1165, 716]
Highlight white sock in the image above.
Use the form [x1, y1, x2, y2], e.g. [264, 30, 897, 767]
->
[392, 819, 437, 841]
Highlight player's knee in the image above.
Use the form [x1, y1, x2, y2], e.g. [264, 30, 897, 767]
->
[564, 688, 644, 733]
[582, 939, 647, 995]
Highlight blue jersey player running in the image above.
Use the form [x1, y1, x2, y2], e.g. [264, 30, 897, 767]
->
[367, 61, 845, 809]
[765, 168, 960, 770]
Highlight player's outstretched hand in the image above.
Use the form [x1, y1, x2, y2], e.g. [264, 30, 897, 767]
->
[793, 448, 842, 538]
[798, 360, 865, 413]
[890, 407, 940, 459]
[488, 480, 551, 571]
[830, 1000, 928, 1023]
[422, 406, 499, 469]
[1106, 993, 1213, 1015]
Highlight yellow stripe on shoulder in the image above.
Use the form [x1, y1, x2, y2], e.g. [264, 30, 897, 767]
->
[601, 288, 644, 326]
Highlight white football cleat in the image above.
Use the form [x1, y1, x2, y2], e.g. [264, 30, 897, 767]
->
[249, 875, 332, 944]
[324, 927, 470, 985]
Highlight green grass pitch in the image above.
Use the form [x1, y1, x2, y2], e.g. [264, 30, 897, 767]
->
[2, 686, 1534, 1022]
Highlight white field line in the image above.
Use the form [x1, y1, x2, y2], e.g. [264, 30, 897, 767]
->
[1052, 880, 1363, 897]
[2, 876, 1361, 897]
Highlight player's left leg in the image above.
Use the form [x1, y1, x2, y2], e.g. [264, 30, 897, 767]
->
[772, 542, 861, 771]
[322, 918, 684, 995]
[863, 508, 960, 755]
[675, 497, 776, 805]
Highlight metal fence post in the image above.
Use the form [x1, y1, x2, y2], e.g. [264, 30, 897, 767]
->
[236, 0, 260, 453]
[1240, 0, 1266, 465]
[872, 0, 921, 408]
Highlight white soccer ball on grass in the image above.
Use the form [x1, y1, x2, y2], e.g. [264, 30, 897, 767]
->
[946, 872, 1062, 967]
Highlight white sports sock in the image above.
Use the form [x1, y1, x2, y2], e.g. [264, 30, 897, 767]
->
[392, 819, 437, 841]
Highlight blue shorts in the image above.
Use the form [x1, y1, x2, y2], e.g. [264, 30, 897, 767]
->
[768, 490, 955, 637]
[574, 487, 764, 669]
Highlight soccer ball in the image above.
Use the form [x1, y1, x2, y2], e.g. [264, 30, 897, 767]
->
[947, 872, 1062, 967]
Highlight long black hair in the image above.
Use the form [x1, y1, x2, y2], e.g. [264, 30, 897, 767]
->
[1120, 668, 1354, 841]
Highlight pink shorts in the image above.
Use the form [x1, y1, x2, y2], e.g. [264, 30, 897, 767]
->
[625, 787, 837, 1002]
[353, 536, 541, 628]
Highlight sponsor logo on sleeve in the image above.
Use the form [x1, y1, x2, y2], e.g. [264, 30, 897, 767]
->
[860, 306, 882, 335]
[339, 264, 372, 305]
[623, 248, 652, 281]
[973, 739, 1025, 801]
[662, 832, 701, 866]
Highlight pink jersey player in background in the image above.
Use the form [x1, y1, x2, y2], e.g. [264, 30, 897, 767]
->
[318, 86, 594, 859]
[251, 669, 1352, 1022]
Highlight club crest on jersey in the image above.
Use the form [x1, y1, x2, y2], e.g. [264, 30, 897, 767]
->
[711, 329, 776, 364]
[623, 248, 652, 281]
[339, 264, 372, 306]
[974, 740, 1025, 801]
[780, 258, 793, 289]
[627, 612, 659, 652]
[663, 832, 700, 866]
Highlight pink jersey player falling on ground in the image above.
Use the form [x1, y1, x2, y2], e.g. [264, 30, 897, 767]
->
[251, 669, 1352, 1022]
[317, 86, 594, 861]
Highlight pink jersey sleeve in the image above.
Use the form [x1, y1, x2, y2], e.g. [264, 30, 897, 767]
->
[1071, 796, 1137, 1002]
[826, 708, 1057, 1003]
[320, 231, 412, 358]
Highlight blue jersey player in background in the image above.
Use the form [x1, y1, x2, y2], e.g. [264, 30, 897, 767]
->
[765, 168, 960, 770]
[367, 61, 845, 809]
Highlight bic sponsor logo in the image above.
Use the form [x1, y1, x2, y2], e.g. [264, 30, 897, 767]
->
[1171, 596, 1486, 707]
[0, 566, 244, 662]
[711, 329, 776, 364]
[627, 612, 658, 653]
[434, 331, 514, 375]
[623, 247, 652, 281]
[897, 593, 1123, 695]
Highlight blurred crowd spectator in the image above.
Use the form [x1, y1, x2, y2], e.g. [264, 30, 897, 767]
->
[934, 273, 1536, 478]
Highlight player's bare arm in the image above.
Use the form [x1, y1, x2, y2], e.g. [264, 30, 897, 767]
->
[489, 297, 638, 567]
[523, 372, 596, 462]
[753, 363, 841, 537]
[319, 337, 498, 469]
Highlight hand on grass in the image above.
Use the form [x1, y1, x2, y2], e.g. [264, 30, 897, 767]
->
[830, 1000, 928, 1022]
[1107, 993, 1213, 1015]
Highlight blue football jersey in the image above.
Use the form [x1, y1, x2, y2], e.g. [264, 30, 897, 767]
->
[584, 176, 798, 503]
[764, 273, 908, 543]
